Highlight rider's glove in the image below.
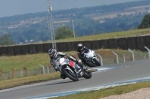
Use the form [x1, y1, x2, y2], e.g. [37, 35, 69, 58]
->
[64, 54, 69, 58]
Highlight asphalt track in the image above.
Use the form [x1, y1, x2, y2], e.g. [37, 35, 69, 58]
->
[0, 59, 150, 99]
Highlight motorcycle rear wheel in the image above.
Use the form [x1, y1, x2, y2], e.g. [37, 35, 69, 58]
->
[83, 71, 92, 79]
[63, 69, 79, 81]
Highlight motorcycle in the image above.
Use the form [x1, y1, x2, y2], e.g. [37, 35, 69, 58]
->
[82, 49, 101, 67]
[54, 56, 92, 81]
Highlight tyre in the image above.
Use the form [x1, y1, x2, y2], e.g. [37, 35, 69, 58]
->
[93, 58, 101, 66]
[83, 71, 92, 79]
[63, 69, 79, 81]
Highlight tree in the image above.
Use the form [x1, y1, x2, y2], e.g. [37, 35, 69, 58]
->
[138, 14, 150, 29]
[55, 26, 74, 40]
[0, 34, 14, 46]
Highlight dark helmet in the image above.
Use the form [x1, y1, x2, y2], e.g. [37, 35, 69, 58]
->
[77, 43, 84, 51]
[48, 48, 57, 58]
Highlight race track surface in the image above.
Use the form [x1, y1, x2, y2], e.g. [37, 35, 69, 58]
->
[0, 59, 150, 99]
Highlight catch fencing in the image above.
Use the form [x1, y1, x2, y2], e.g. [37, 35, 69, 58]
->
[0, 66, 55, 80]
[0, 35, 150, 80]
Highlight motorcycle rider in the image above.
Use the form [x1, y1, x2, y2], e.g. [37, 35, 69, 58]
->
[48, 48, 83, 79]
[77, 43, 89, 65]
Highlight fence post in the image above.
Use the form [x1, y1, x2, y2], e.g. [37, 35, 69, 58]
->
[21, 70, 23, 77]
[112, 51, 119, 64]
[128, 49, 135, 61]
[144, 46, 150, 58]
[123, 54, 126, 63]
[11, 68, 16, 78]
[23, 67, 28, 76]
[0, 69, 4, 80]
[39, 64, 46, 74]
[96, 54, 103, 66]
[47, 66, 50, 74]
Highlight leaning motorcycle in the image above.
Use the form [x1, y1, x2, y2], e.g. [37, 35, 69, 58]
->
[82, 49, 101, 67]
[54, 56, 92, 81]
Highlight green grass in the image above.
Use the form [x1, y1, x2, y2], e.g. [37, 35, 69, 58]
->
[0, 72, 60, 90]
[50, 81, 150, 99]
[0, 28, 150, 98]
[48, 28, 150, 42]
[0, 49, 147, 72]
[1, 28, 149, 72]
[0, 53, 50, 72]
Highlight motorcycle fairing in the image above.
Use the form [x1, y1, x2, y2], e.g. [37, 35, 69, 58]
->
[69, 60, 75, 67]
[84, 49, 95, 58]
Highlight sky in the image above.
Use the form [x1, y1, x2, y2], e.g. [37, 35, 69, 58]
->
[0, 0, 139, 18]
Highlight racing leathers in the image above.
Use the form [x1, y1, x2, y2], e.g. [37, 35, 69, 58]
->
[50, 52, 79, 79]
[77, 46, 89, 65]
[50, 52, 77, 71]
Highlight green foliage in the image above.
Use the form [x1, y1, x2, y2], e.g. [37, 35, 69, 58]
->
[0, 34, 14, 46]
[55, 26, 74, 40]
[138, 14, 150, 29]
[0, 0, 150, 43]
[51, 81, 150, 99]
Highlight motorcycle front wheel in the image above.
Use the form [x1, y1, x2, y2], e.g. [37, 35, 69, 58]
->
[63, 69, 79, 81]
[93, 58, 101, 66]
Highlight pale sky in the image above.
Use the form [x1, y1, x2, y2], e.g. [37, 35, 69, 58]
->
[0, 0, 139, 18]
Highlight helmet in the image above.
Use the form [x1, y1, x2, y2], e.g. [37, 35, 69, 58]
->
[48, 48, 57, 58]
[77, 43, 84, 51]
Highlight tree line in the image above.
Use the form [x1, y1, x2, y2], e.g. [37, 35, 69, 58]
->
[0, 34, 14, 46]
[0, 13, 150, 45]
[138, 14, 150, 29]
[0, 0, 150, 45]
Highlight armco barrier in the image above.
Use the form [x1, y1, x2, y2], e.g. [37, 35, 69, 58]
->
[57, 42, 68, 52]
[118, 38, 128, 50]
[14, 46, 21, 55]
[136, 36, 145, 51]
[127, 37, 136, 50]
[73, 41, 82, 51]
[67, 42, 76, 51]
[1, 35, 150, 56]
[82, 41, 92, 49]
[145, 36, 150, 47]
[36, 44, 44, 53]
[91, 40, 101, 50]
[42, 43, 52, 52]
[6, 46, 14, 55]
[101, 39, 109, 49]
[21, 45, 29, 55]
[28, 44, 36, 54]
[0, 47, 7, 55]
[108, 38, 118, 49]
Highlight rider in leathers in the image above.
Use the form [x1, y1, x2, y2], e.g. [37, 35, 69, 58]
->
[77, 43, 89, 65]
[48, 48, 82, 79]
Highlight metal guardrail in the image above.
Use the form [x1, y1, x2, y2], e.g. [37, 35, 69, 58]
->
[39, 64, 46, 74]
[112, 51, 119, 64]
[144, 46, 150, 58]
[128, 49, 135, 61]
[0, 47, 149, 80]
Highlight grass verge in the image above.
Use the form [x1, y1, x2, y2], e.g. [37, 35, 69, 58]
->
[0, 72, 60, 90]
[50, 81, 150, 99]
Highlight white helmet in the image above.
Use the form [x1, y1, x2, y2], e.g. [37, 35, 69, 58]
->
[48, 48, 57, 58]
[77, 43, 84, 51]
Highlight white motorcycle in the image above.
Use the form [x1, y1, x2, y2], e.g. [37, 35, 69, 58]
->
[82, 49, 101, 67]
[54, 56, 92, 81]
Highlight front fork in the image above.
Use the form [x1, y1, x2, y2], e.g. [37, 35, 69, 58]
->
[75, 64, 84, 77]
